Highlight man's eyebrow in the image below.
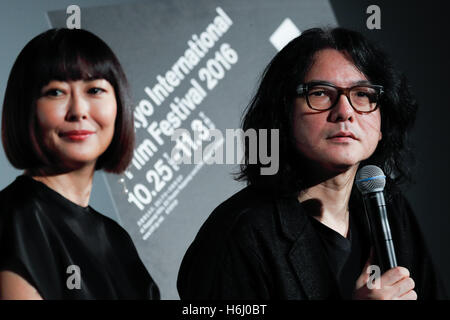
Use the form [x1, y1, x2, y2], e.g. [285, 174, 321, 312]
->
[353, 80, 372, 85]
[307, 79, 373, 86]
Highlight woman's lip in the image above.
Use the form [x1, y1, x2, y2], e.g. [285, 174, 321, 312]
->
[60, 131, 95, 141]
[61, 130, 95, 136]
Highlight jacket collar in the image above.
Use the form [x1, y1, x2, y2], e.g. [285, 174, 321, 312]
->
[275, 195, 340, 299]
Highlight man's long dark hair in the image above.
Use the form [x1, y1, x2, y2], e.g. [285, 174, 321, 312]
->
[237, 27, 418, 203]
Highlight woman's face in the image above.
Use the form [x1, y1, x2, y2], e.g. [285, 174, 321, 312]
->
[36, 79, 117, 169]
[293, 49, 382, 173]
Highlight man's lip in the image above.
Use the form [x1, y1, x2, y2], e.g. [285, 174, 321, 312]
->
[328, 131, 357, 140]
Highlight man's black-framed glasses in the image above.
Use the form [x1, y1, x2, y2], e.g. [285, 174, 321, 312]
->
[296, 81, 384, 113]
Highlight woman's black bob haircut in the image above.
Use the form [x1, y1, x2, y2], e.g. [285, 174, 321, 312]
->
[238, 27, 418, 202]
[1, 28, 134, 174]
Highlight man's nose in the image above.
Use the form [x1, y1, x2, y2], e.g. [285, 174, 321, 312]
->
[329, 93, 354, 122]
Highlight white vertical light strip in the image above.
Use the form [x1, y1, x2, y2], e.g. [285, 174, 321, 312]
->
[101, 171, 123, 226]
[269, 18, 301, 51]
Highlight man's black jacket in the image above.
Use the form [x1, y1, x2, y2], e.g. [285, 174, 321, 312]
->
[177, 185, 447, 299]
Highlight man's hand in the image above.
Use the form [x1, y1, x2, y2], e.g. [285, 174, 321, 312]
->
[353, 249, 417, 300]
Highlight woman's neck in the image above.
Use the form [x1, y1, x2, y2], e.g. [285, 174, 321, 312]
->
[298, 165, 358, 237]
[26, 164, 96, 208]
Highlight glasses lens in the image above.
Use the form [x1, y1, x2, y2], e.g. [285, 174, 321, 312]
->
[307, 85, 338, 110]
[350, 86, 379, 112]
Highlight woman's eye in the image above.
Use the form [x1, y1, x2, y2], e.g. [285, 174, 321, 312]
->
[43, 89, 64, 97]
[88, 87, 105, 94]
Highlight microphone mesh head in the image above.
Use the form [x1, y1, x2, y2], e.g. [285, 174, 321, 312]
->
[355, 165, 386, 194]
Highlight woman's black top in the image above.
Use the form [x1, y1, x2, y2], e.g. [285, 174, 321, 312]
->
[177, 185, 447, 300]
[0, 175, 159, 299]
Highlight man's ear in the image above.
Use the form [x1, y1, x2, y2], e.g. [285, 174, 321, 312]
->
[379, 131, 382, 141]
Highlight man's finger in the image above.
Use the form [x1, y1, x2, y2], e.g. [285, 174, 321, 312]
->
[381, 267, 410, 286]
[395, 289, 417, 300]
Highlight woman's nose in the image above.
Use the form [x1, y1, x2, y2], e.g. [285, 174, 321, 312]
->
[65, 94, 89, 121]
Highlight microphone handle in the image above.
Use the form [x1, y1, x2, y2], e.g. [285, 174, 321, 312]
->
[362, 191, 398, 273]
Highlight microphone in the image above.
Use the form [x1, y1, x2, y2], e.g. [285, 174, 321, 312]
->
[355, 165, 397, 273]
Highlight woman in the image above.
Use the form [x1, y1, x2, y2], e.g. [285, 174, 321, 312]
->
[0, 28, 159, 299]
[177, 27, 447, 299]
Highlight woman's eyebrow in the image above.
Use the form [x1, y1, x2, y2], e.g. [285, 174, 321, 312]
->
[84, 78, 103, 82]
[40, 81, 66, 90]
[44, 80, 66, 86]
[84, 78, 109, 85]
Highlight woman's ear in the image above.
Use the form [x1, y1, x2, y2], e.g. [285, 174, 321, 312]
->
[379, 131, 382, 141]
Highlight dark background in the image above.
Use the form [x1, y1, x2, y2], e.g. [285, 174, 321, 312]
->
[331, 0, 450, 293]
